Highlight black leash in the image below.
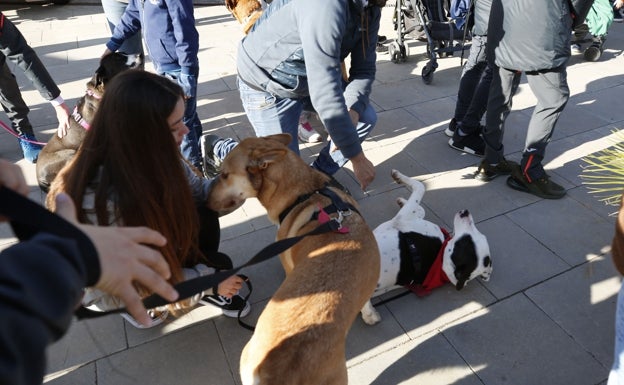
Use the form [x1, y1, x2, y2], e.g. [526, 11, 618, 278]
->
[0, 186, 353, 329]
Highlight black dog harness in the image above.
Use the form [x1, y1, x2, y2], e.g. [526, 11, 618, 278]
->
[278, 184, 360, 230]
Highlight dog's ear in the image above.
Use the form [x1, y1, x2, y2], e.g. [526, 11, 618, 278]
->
[265, 133, 292, 147]
[91, 65, 107, 90]
[250, 148, 288, 170]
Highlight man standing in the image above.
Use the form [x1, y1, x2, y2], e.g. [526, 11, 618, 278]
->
[235, 0, 384, 191]
[475, 0, 576, 199]
[102, 0, 203, 171]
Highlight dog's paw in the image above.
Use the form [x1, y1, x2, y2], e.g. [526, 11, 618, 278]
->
[361, 301, 381, 325]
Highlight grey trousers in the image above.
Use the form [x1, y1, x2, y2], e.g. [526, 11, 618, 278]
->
[483, 65, 569, 180]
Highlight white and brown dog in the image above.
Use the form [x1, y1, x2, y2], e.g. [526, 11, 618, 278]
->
[207, 134, 379, 385]
[360, 170, 493, 325]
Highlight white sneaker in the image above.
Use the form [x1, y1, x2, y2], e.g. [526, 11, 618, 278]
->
[298, 111, 322, 143]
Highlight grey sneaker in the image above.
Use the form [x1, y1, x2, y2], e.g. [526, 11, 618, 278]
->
[506, 171, 566, 199]
[474, 158, 519, 182]
[200, 134, 222, 178]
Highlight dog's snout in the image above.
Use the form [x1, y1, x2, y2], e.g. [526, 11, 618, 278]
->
[459, 209, 470, 218]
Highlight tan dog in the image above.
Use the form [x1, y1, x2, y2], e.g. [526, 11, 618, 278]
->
[225, 0, 263, 34]
[207, 134, 380, 385]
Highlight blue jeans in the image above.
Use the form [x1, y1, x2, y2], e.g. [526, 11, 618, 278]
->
[609, 281, 624, 385]
[163, 70, 203, 170]
[100, 0, 143, 56]
[237, 78, 377, 176]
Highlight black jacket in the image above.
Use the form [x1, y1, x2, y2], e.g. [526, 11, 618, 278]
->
[0, 188, 100, 385]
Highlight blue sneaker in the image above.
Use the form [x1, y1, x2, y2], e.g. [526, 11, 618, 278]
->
[18, 134, 43, 163]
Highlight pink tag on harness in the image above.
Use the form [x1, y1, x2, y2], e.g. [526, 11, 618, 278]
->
[317, 206, 350, 234]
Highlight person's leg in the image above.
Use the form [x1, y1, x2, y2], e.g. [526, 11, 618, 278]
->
[453, 35, 488, 125]
[163, 70, 203, 170]
[238, 77, 302, 154]
[461, 62, 493, 131]
[608, 281, 624, 385]
[311, 103, 377, 176]
[100, 0, 144, 56]
[520, 67, 569, 182]
[0, 61, 34, 137]
[482, 66, 520, 165]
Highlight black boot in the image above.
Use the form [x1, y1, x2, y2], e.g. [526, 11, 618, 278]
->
[584, 35, 606, 62]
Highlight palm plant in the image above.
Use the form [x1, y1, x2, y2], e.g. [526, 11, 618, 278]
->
[581, 129, 624, 211]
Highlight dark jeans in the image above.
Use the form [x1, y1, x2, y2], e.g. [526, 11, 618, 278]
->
[196, 205, 232, 270]
[453, 35, 492, 134]
[0, 14, 60, 136]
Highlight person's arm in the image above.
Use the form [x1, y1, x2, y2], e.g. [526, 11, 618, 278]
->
[0, 15, 70, 137]
[166, 0, 200, 98]
[106, 0, 142, 54]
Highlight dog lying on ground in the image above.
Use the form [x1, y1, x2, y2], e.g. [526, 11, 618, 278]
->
[360, 170, 493, 325]
[207, 134, 380, 385]
[36, 53, 142, 192]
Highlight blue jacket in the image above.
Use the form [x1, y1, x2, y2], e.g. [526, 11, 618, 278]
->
[237, 0, 380, 160]
[106, 0, 199, 75]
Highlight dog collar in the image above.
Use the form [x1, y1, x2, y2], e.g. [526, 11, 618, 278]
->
[71, 106, 90, 130]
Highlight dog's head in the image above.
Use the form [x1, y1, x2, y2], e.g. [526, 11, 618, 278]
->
[207, 133, 291, 213]
[88, 52, 143, 93]
[442, 210, 492, 290]
[225, 0, 263, 34]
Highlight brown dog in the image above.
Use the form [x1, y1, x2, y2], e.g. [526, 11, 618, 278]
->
[225, 0, 263, 34]
[36, 53, 142, 192]
[207, 134, 380, 385]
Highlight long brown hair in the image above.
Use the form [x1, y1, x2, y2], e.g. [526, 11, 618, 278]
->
[48, 70, 199, 284]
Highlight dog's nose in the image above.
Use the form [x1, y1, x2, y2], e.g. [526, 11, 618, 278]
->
[459, 209, 470, 218]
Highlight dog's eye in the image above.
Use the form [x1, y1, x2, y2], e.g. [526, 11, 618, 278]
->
[483, 256, 491, 267]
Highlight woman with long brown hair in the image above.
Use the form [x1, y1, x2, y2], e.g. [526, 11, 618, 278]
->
[47, 70, 249, 328]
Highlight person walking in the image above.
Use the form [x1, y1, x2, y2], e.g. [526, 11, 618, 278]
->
[475, 0, 576, 200]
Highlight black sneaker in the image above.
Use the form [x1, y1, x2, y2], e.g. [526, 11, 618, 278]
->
[583, 36, 604, 62]
[199, 293, 251, 318]
[474, 158, 519, 182]
[445, 118, 457, 137]
[448, 132, 485, 156]
[506, 171, 566, 199]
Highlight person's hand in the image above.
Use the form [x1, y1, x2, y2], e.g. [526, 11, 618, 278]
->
[54, 193, 179, 327]
[0, 159, 29, 197]
[615, 0, 623, 9]
[217, 274, 244, 298]
[350, 151, 376, 191]
[55, 103, 71, 138]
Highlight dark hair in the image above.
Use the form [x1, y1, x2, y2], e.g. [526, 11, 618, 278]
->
[48, 70, 199, 284]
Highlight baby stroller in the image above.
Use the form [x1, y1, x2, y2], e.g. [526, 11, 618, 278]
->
[390, 0, 471, 84]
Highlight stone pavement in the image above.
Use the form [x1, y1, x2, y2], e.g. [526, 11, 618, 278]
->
[1, 2, 624, 384]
